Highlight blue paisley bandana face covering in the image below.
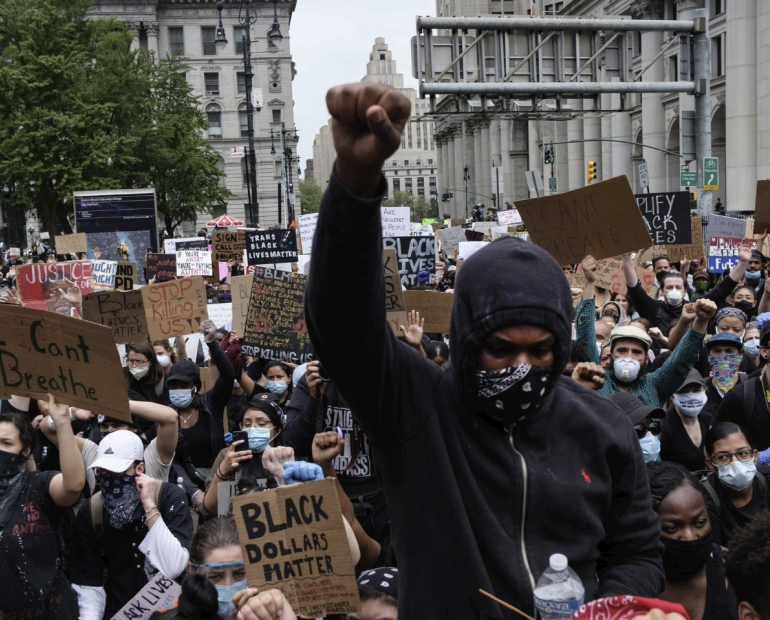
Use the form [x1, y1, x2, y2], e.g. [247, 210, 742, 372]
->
[95, 472, 141, 530]
[709, 353, 742, 397]
[475, 364, 551, 422]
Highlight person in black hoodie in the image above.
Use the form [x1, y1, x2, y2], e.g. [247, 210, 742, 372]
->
[306, 82, 664, 619]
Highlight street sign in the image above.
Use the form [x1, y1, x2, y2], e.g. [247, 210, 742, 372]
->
[230, 146, 245, 158]
[680, 170, 697, 187]
[704, 157, 719, 191]
[548, 177, 558, 195]
[638, 162, 649, 190]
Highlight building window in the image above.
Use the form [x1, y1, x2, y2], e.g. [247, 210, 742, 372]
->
[239, 110, 249, 137]
[634, 31, 642, 57]
[272, 109, 281, 123]
[234, 26, 247, 55]
[428, 159, 433, 165]
[429, 177, 437, 188]
[712, 35, 723, 77]
[405, 178, 413, 193]
[202, 26, 217, 56]
[275, 161, 282, 177]
[379, 53, 385, 60]
[204, 72, 220, 95]
[417, 177, 425, 188]
[404, 160, 409, 166]
[393, 179, 401, 192]
[169, 27, 184, 55]
[544, 2, 563, 15]
[237, 72, 246, 95]
[711, 0, 723, 16]
[668, 55, 678, 80]
[418, 187, 425, 196]
[207, 108, 222, 138]
[392, 161, 398, 166]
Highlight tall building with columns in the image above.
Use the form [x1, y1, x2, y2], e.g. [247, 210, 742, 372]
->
[313, 38, 439, 205]
[89, 0, 299, 231]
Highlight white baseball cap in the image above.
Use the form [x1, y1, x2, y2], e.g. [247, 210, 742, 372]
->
[89, 430, 144, 473]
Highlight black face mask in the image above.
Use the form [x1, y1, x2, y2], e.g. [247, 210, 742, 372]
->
[735, 300, 754, 316]
[0, 450, 26, 497]
[217, 293, 232, 303]
[662, 529, 713, 581]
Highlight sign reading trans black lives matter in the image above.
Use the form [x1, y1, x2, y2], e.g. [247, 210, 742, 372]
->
[246, 230, 298, 266]
[241, 268, 313, 363]
[382, 236, 436, 288]
[635, 191, 692, 245]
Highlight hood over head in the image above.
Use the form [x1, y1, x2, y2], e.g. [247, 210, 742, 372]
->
[600, 301, 626, 325]
[450, 236, 572, 412]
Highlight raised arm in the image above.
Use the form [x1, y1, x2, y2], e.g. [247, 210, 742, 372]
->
[665, 303, 696, 351]
[45, 394, 86, 507]
[624, 252, 640, 288]
[574, 256, 600, 365]
[201, 321, 236, 414]
[282, 365, 324, 458]
[129, 400, 178, 465]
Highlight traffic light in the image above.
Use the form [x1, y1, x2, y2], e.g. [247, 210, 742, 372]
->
[690, 190, 697, 210]
[449, 192, 454, 198]
[441, 192, 448, 202]
[544, 148, 553, 165]
[587, 161, 597, 184]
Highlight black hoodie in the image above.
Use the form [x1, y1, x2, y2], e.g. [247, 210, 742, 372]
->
[307, 172, 664, 619]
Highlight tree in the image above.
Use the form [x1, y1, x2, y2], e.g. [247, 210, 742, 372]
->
[298, 178, 322, 214]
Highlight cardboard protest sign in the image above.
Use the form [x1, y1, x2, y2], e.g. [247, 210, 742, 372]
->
[635, 267, 660, 298]
[146, 253, 176, 282]
[241, 268, 313, 364]
[0, 305, 131, 421]
[464, 229, 486, 242]
[141, 276, 209, 340]
[565, 272, 587, 308]
[448, 218, 465, 228]
[81, 290, 149, 345]
[708, 237, 757, 273]
[667, 217, 705, 262]
[110, 572, 181, 620]
[383, 249, 408, 336]
[218, 480, 239, 517]
[232, 275, 253, 338]
[114, 262, 137, 291]
[54, 233, 87, 255]
[636, 191, 691, 245]
[471, 222, 497, 237]
[436, 227, 465, 257]
[212, 231, 247, 264]
[16, 261, 94, 315]
[515, 176, 652, 263]
[298, 213, 319, 255]
[430, 222, 443, 233]
[458, 241, 488, 260]
[744, 218, 770, 257]
[381, 207, 410, 237]
[245, 230, 298, 266]
[755, 180, 770, 233]
[232, 478, 360, 618]
[163, 237, 208, 254]
[404, 290, 453, 332]
[497, 209, 522, 226]
[92, 260, 118, 291]
[176, 250, 213, 277]
[707, 215, 746, 240]
[199, 365, 220, 394]
[208, 302, 233, 330]
[594, 258, 627, 294]
[381, 236, 436, 288]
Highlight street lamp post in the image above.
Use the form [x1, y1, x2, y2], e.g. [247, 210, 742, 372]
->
[270, 124, 300, 224]
[216, 0, 283, 228]
[463, 164, 471, 219]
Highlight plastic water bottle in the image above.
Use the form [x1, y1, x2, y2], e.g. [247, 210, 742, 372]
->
[177, 477, 184, 491]
[533, 554, 585, 620]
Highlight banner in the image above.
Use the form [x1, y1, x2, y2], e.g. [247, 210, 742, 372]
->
[667, 217, 705, 262]
[176, 250, 213, 277]
[16, 261, 94, 315]
[403, 290, 453, 332]
[383, 249, 407, 336]
[54, 233, 87, 255]
[146, 253, 177, 283]
[298, 213, 319, 255]
[635, 191, 692, 245]
[708, 237, 757, 273]
[92, 260, 118, 291]
[497, 209, 522, 226]
[115, 262, 137, 291]
[141, 276, 209, 340]
[231, 478, 361, 618]
[755, 180, 770, 233]
[381, 207, 411, 237]
[232, 275, 253, 338]
[707, 215, 746, 240]
[163, 237, 208, 254]
[82, 290, 149, 345]
[110, 573, 181, 620]
[382, 236, 436, 288]
[0, 305, 131, 421]
[241, 269, 313, 363]
[245, 230, 298, 266]
[212, 231, 246, 264]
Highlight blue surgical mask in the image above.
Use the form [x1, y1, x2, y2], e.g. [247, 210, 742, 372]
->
[169, 388, 195, 408]
[266, 380, 288, 396]
[639, 431, 661, 463]
[215, 580, 248, 617]
[246, 427, 271, 452]
[746, 270, 762, 280]
[744, 338, 761, 358]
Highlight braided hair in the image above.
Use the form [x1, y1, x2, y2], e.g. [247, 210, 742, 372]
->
[646, 461, 702, 511]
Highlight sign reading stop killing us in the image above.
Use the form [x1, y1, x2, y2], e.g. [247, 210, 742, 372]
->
[0, 305, 131, 421]
[141, 276, 209, 340]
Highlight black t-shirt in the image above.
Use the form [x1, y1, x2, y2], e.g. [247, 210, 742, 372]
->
[660, 412, 710, 472]
[182, 414, 216, 469]
[703, 555, 738, 620]
[703, 465, 770, 546]
[714, 377, 770, 451]
[0, 470, 79, 619]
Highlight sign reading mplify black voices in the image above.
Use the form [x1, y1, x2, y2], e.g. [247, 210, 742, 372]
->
[382, 236, 436, 288]
[245, 230, 298, 266]
[635, 191, 692, 245]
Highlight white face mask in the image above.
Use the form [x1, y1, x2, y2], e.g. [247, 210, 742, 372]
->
[666, 289, 684, 306]
[596, 341, 604, 356]
[129, 366, 149, 380]
[673, 391, 708, 417]
[156, 354, 171, 368]
[717, 458, 757, 491]
[613, 357, 641, 383]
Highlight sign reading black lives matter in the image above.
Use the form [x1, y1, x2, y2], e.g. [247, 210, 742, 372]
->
[245, 230, 299, 266]
[241, 268, 313, 364]
[635, 191, 692, 245]
[382, 236, 436, 288]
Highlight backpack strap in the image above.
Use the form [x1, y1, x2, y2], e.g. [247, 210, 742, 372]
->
[757, 471, 768, 494]
[702, 477, 721, 511]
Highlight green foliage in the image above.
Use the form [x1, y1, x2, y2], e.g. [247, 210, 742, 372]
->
[298, 178, 322, 214]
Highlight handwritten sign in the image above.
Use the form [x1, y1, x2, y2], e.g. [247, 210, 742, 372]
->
[82, 290, 149, 345]
[176, 250, 213, 277]
[54, 233, 87, 255]
[497, 209, 522, 226]
[755, 180, 770, 233]
[110, 573, 181, 620]
[241, 269, 313, 364]
[708, 237, 757, 273]
[232, 275, 253, 338]
[115, 262, 137, 291]
[635, 267, 660, 298]
[141, 276, 209, 340]
[436, 227, 465, 257]
[212, 231, 246, 264]
[232, 478, 360, 618]
[381, 236, 436, 288]
[667, 217, 705, 262]
[403, 290, 453, 332]
[515, 176, 652, 263]
[146, 253, 177, 283]
[745, 218, 770, 257]
[594, 258, 627, 294]
[636, 191, 691, 245]
[17, 261, 94, 315]
[245, 230, 298, 266]
[707, 215, 746, 240]
[208, 303, 233, 330]
[0, 305, 131, 421]
[298, 213, 319, 255]
[383, 249, 407, 336]
[92, 260, 118, 291]
[458, 241, 488, 260]
[163, 237, 208, 254]
[380, 207, 411, 237]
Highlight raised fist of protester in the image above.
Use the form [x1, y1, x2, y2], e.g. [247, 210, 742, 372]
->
[571, 362, 606, 390]
[680, 303, 697, 323]
[305, 360, 324, 399]
[648, 327, 666, 342]
[234, 587, 298, 620]
[220, 439, 252, 477]
[326, 82, 411, 197]
[694, 298, 717, 321]
[199, 319, 217, 343]
[282, 461, 324, 485]
[399, 309, 425, 348]
[312, 431, 344, 467]
[47, 394, 71, 427]
[680, 256, 691, 275]
[581, 255, 597, 284]
[738, 237, 753, 263]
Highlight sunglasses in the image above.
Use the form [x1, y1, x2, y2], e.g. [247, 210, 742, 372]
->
[634, 420, 662, 439]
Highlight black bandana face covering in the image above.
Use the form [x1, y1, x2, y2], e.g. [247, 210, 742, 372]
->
[475, 364, 551, 422]
[95, 472, 141, 530]
[0, 449, 26, 497]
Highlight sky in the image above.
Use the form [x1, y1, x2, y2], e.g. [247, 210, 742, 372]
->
[290, 0, 436, 175]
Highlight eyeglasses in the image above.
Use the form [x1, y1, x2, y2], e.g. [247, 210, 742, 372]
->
[126, 358, 150, 367]
[709, 448, 755, 466]
[634, 420, 661, 439]
[242, 420, 274, 430]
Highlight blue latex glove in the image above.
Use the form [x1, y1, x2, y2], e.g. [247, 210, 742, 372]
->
[224, 432, 233, 444]
[759, 447, 770, 466]
[283, 461, 324, 485]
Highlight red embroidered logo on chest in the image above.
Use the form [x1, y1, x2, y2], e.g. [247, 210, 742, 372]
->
[581, 468, 592, 484]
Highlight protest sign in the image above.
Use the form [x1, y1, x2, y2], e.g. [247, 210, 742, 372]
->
[212, 231, 246, 264]
[0, 305, 131, 421]
[82, 290, 148, 345]
[145, 253, 176, 282]
[208, 302, 233, 330]
[471, 222, 497, 237]
[755, 180, 770, 233]
[298, 254, 311, 275]
[431, 222, 443, 233]
[141, 276, 209, 340]
[707, 215, 746, 240]
[667, 217, 705, 262]
[448, 218, 465, 227]
[245, 230, 298, 266]
[458, 241, 488, 260]
[232, 275, 253, 338]
[54, 233, 87, 255]
[232, 478, 360, 618]
[404, 290, 453, 332]
[16, 261, 94, 315]
[218, 480, 239, 517]
[497, 209, 522, 226]
[436, 227, 465, 257]
[110, 572, 181, 620]
[464, 230, 485, 242]
[381, 207, 411, 237]
[199, 365, 220, 394]
[744, 218, 770, 257]
[565, 273, 586, 289]
[163, 237, 208, 254]
[594, 258, 627, 294]
[92, 260, 118, 291]
[635, 267, 660, 298]
[241, 269, 313, 363]
[383, 249, 407, 336]
[176, 250, 213, 277]
[114, 262, 137, 291]
[636, 191, 691, 245]
[515, 176, 652, 263]
[381, 236, 436, 288]
[708, 237, 757, 272]
[298, 213, 319, 255]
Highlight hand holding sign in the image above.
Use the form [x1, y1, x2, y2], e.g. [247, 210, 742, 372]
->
[200, 319, 217, 343]
[234, 588, 298, 620]
[581, 256, 597, 284]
